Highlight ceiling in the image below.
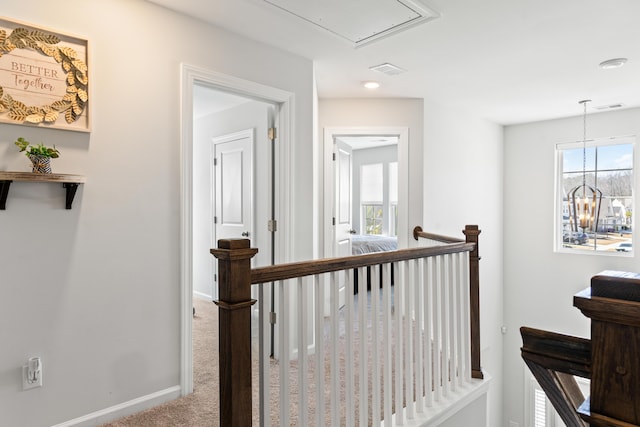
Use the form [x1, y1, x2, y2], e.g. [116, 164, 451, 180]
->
[337, 135, 398, 150]
[193, 84, 251, 119]
[150, 0, 640, 125]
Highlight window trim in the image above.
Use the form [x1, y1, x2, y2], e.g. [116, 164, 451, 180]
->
[554, 135, 635, 255]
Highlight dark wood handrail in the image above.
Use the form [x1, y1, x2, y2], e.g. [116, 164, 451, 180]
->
[521, 327, 591, 378]
[413, 225, 465, 244]
[521, 327, 592, 427]
[250, 242, 474, 284]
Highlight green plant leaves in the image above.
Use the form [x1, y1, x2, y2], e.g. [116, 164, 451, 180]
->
[13, 138, 60, 158]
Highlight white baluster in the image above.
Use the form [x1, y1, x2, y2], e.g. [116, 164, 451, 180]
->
[278, 280, 290, 426]
[382, 263, 393, 426]
[394, 261, 405, 426]
[433, 256, 443, 402]
[358, 266, 368, 427]
[371, 265, 381, 426]
[423, 257, 434, 408]
[258, 283, 271, 426]
[346, 269, 355, 427]
[414, 258, 424, 414]
[297, 277, 308, 426]
[314, 274, 325, 426]
[330, 271, 339, 426]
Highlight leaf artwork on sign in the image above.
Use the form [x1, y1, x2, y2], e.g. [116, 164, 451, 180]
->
[0, 26, 89, 125]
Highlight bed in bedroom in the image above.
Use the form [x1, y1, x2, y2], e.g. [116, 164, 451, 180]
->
[351, 234, 397, 255]
[351, 234, 397, 293]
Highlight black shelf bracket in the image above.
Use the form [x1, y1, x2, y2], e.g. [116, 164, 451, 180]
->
[0, 180, 12, 210]
[63, 183, 79, 209]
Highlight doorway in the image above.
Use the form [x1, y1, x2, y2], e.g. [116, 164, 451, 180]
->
[322, 127, 407, 313]
[211, 129, 255, 300]
[180, 64, 295, 395]
[323, 127, 408, 259]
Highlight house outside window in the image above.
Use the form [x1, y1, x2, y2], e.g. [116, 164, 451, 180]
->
[556, 136, 634, 253]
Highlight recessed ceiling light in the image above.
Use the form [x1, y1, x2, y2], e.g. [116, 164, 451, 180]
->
[599, 58, 627, 69]
[363, 81, 380, 89]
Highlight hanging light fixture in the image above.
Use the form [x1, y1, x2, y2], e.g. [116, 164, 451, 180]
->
[567, 100, 603, 234]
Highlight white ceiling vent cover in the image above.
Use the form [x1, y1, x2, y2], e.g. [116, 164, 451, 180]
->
[370, 62, 407, 75]
[263, 0, 440, 47]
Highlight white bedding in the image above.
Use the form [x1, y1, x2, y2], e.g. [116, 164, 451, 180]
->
[351, 234, 397, 255]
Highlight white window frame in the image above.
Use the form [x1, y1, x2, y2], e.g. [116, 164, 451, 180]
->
[524, 368, 590, 427]
[555, 135, 635, 255]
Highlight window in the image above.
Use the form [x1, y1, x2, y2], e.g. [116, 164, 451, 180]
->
[556, 136, 634, 253]
[389, 162, 398, 236]
[362, 204, 383, 234]
[526, 370, 590, 427]
[361, 163, 383, 235]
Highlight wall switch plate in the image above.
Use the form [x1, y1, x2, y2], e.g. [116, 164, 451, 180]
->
[22, 364, 42, 390]
[509, 421, 519, 427]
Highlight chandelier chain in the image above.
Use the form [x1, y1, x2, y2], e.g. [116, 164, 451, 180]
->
[580, 100, 590, 191]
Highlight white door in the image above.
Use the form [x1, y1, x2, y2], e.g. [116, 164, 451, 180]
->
[333, 140, 353, 308]
[335, 141, 354, 257]
[212, 129, 253, 297]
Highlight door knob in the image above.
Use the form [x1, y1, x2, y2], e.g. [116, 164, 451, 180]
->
[241, 231, 250, 237]
[349, 229, 357, 234]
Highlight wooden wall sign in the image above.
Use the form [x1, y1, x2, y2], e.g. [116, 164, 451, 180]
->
[0, 17, 89, 132]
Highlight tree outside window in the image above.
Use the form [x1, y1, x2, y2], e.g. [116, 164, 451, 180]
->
[363, 204, 383, 235]
[361, 163, 383, 235]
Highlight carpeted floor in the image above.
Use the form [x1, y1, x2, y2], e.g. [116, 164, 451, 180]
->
[101, 290, 415, 426]
[100, 297, 221, 426]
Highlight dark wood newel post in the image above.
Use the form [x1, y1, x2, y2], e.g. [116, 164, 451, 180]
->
[211, 239, 258, 427]
[463, 225, 483, 379]
[574, 272, 640, 425]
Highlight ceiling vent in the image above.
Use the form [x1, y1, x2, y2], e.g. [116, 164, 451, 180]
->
[370, 62, 407, 75]
[263, 0, 440, 47]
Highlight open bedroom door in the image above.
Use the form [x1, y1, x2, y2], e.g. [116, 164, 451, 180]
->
[334, 140, 354, 261]
[332, 139, 353, 309]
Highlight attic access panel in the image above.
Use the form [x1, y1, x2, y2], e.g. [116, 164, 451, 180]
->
[263, 0, 440, 47]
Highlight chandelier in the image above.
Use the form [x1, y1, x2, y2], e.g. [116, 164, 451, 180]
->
[567, 100, 603, 233]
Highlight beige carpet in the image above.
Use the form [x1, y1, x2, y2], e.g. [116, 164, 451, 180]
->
[100, 297, 221, 426]
[101, 292, 422, 426]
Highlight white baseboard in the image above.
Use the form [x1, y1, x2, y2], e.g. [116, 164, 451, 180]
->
[193, 290, 213, 301]
[51, 385, 182, 427]
[397, 374, 492, 427]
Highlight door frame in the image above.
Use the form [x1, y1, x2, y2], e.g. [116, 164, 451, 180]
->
[180, 63, 294, 395]
[323, 126, 409, 260]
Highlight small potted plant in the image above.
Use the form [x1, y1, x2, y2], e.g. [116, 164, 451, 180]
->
[14, 137, 60, 174]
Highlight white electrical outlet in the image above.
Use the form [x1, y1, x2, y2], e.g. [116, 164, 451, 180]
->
[509, 421, 519, 427]
[22, 357, 42, 390]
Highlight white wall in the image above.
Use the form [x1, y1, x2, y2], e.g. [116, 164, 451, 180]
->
[423, 100, 504, 427]
[503, 107, 640, 426]
[193, 101, 272, 299]
[318, 98, 424, 253]
[0, 1, 313, 425]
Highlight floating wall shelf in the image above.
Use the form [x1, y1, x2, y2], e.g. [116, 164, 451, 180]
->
[0, 172, 86, 210]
